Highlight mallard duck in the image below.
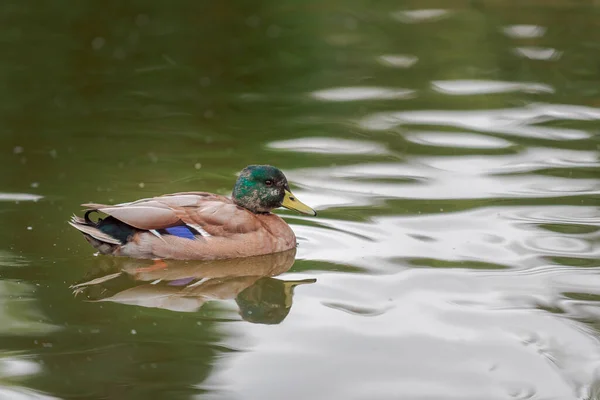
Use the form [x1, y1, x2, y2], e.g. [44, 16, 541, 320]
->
[69, 165, 316, 260]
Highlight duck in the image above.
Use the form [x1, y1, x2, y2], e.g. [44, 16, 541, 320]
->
[68, 165, 316, 260]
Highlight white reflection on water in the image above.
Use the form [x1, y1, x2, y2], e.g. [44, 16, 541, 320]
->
[0, 193, 43, 202]
[431, 80, 554, 95]
[404, 131, 514, 149]
[206, 108, 600, 399]
[0, 358, 56, 400]
[377, 54, 418, 68]
[0, 358, 41, 379]
[288, 205, 600, 271]
[391, 9, 451, 23]
[311, 87, 415, 101]
[267, 137, 388, 155]
[502, 25, 546, 39]
[513, 47, 562, 61]
[201, 267, 600, 400]
[285, 149, 599, 203]
[0, 387, 60, 400]
[359, 103, 600, 139]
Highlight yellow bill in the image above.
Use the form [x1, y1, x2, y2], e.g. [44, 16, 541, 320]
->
[282, 190, 317, 216]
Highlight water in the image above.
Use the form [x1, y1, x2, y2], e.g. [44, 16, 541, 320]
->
[1, 1, 599, 399]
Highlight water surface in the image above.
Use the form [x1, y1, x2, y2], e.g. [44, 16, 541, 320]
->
[1, 1, 599, 399]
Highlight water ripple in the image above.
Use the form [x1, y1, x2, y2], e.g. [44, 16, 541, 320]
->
[502, 25, 546, 39]
[431, 80, 554, 96]
[267, 137, 389, 155]
[391, 9, 451, 23]
[286, 157, 599, 204]
[311, 87, 415, 102]
[359, 103, 600, 139]
[377, 54, 418, 68]
[514, 47, 562, 61]
[201, 269, 600, 400]
[291, 205, 599, 271]
[0, 193, 43, 202]
[404, 131, 514, 149]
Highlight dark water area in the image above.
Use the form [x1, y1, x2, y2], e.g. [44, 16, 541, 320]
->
[1, 1, 599, 399]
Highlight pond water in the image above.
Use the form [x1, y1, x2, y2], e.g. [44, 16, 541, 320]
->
[1, 1, 600, 399]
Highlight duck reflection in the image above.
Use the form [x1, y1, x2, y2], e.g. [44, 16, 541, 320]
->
[71, 248, 315, 325]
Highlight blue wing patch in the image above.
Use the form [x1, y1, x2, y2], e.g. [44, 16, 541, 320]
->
[168, 277, 196, 286]
[164, 225, 196, 240]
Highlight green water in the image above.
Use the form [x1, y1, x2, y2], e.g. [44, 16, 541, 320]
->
[1, 1, 600, 399]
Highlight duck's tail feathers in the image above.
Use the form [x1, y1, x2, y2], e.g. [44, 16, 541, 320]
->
[68, 215, 122, 254]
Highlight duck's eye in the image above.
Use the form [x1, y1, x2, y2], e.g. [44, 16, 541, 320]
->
[265, 180, 273, 186]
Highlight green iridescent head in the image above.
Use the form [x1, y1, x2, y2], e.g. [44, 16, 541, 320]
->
[232, 165, 316, 216]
